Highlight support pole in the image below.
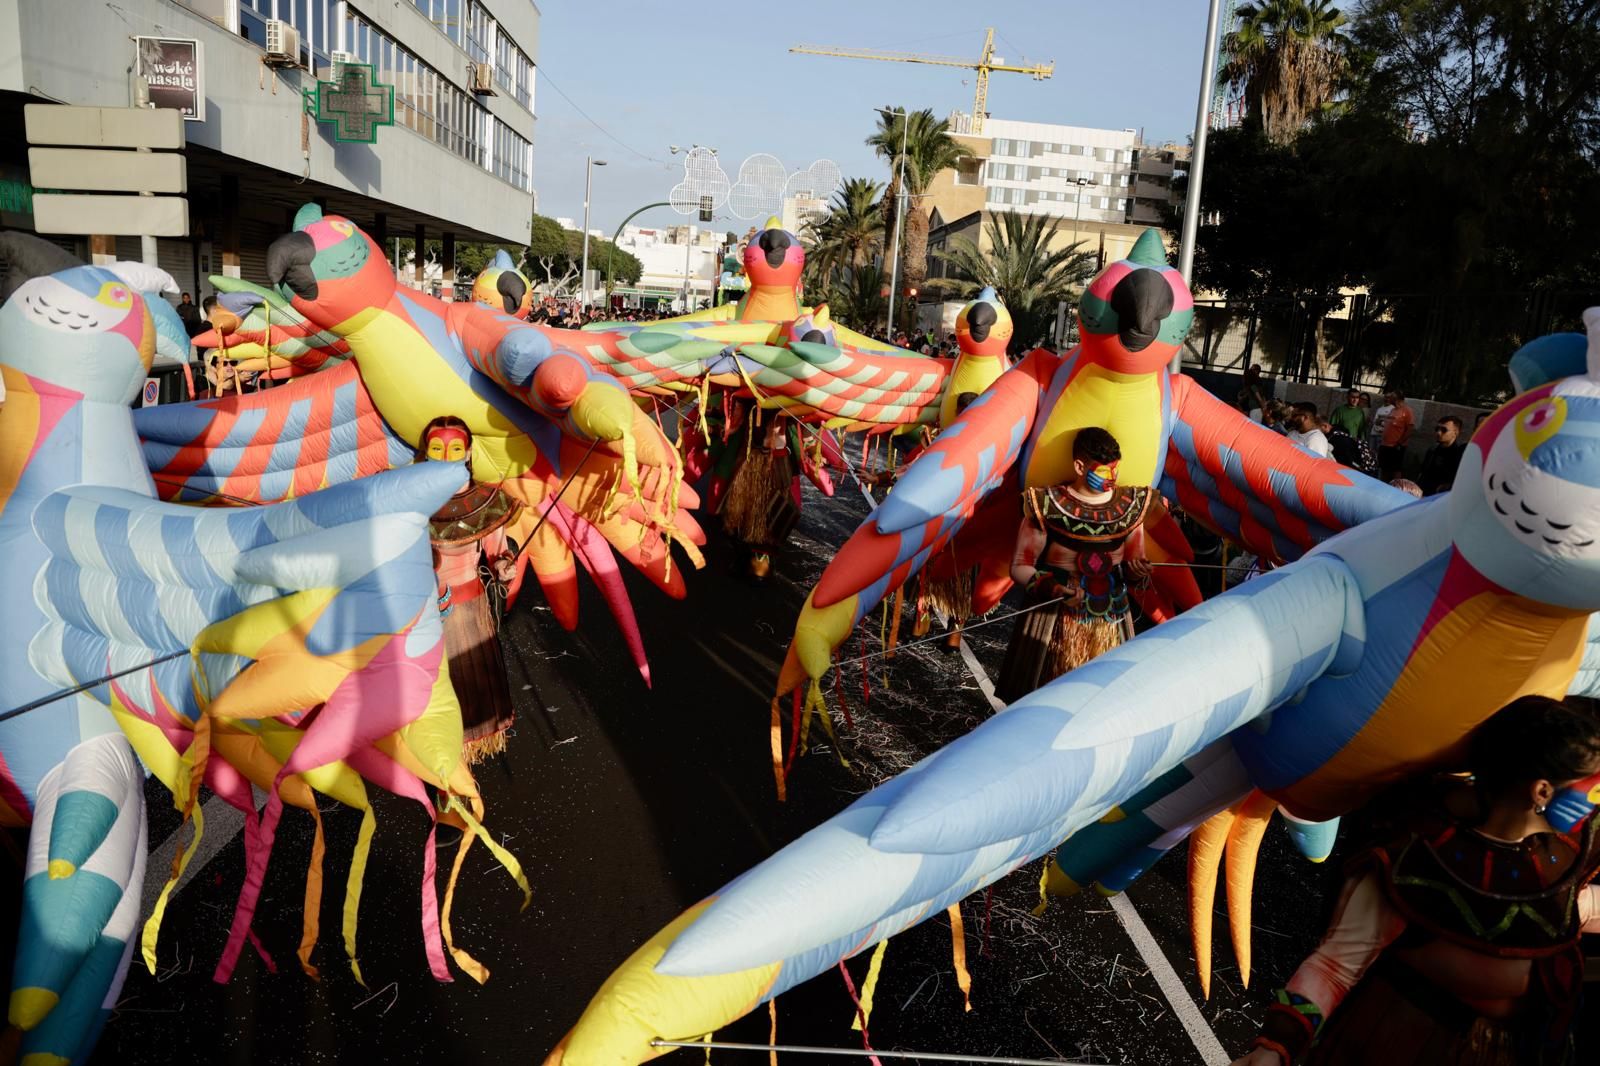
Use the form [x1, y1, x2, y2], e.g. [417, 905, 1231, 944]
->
[1174, 0, 1224, 372]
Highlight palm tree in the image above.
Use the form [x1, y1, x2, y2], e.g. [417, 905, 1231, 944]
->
[1221, 0, 1351, 144]
[867, 108, 967, 330]
[801, 177, 884, 302]
[934, 211, 1099, 353]
[824, 263, 888, 328]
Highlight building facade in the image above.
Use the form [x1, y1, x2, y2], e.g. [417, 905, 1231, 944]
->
[612, 223, 718, 312]
[940, 111, 1188, 229]
[0, 0, 538, 301]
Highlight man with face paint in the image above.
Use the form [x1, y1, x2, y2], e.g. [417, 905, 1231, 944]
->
[417, 416, 522, 763]
[1236, 696, 1600, 1066]
[997, 427, 1152, 704]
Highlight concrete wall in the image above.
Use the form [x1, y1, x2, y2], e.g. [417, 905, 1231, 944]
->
[0, 0, 532, 242]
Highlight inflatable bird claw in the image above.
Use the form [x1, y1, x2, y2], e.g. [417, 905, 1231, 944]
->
[143, 206, 706, 679]
[777, 229, 1409, 722]
[1, 267, 528, 1063]
[549, 307, 1600, 1066]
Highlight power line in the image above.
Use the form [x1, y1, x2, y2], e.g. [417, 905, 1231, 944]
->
[536, 66, 668, 166]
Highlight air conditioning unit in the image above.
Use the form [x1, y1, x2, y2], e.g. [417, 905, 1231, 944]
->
[323, 49, 355, 76]
[471, 62, 496, 95]
[264, 19, 301, 66]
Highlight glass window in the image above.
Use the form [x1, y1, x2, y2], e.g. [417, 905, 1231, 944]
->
[1016, 140, 1030, 156]
[993, 138, 1009, 156]
[1041, 142, 1052, 153]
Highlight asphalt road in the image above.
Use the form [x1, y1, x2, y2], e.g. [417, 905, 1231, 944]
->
[89, 480, 1347, 1066]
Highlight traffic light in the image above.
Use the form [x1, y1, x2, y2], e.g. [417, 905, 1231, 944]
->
[698, 196, 713, 222]
[905, 286, 918, 298]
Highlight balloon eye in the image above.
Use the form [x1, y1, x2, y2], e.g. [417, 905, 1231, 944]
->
[1525, 406, 1553, 429]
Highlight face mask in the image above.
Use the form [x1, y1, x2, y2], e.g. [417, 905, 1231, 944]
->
[1545, 769, 1600, 832]
[424, 426, 470, 464]
[1084, 460, 1119, 493]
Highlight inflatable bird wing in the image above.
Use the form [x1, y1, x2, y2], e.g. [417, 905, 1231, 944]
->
[1, 268, 523, 1063]
[548, 309, 1600, 1066]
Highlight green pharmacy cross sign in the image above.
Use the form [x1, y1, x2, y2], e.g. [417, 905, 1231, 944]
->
[309, 63, 394, 143]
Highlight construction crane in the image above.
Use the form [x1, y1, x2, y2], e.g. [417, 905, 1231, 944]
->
[789, 28, 1052, 135]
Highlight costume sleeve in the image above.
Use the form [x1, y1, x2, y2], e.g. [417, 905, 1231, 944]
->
[1009, 504, 1045, 588]
[1252, 871, 1406, 1063]
[1581, 884, 1600, 935]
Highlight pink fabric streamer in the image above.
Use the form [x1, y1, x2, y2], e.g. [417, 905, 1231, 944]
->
[213, 630, 442, 983]
[542, 497, 652, 686]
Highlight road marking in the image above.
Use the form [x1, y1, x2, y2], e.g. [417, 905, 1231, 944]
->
[1108, 893, 1230, 1065]
[954, 637, 1230, 1066]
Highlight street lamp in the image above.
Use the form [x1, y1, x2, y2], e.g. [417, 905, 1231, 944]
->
[1070, 175, 1097, 249]
[580, 156, 608, 311]
[876, 106, 909, 338]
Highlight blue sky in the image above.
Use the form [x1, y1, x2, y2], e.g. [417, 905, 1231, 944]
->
[531, 0, 1214, 234]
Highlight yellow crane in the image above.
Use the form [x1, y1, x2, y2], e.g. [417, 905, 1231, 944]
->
[789, 28, 1053, 135]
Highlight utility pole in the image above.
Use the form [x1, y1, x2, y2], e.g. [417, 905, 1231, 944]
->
[878, 106, 908, 338]
[1175, 0, 1224, 372]
[579, 155, 607, 309]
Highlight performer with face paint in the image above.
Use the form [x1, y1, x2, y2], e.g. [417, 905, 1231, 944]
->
[997, 426, 1152, 704]
[417, 415, 522, 763]
[1236, 697, 1600, 1066]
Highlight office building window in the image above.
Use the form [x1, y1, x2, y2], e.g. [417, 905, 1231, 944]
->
[1041, 142, 1053, 153]
[495, 31, 534, 108]
[993, 138, 1010, 156]
[1015, 140, 1030, 156]
[1116, 198, 1128, 211]
[465, 1, 492, 64]
[493, 120, 533, 191]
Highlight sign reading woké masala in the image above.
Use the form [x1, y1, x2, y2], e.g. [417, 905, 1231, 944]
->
[135, 37, 204, 122]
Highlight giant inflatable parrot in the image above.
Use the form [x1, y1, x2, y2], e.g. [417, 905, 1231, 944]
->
[568, 219, 1007, 433]
[543, 307, 1600, 1066]
[139, 205, 707, 682]
[777, 230, 1409, 740]
[0, 265, 527, 1063]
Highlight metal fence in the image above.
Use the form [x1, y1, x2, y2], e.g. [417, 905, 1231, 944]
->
[1180, 290, 1595, 405]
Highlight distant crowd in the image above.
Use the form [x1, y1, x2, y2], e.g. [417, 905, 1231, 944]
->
[1235, 363, 1481, 497]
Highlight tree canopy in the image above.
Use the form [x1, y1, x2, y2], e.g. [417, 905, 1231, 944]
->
[1192, 0, 1600, 401]
[522, 213, 642, 294]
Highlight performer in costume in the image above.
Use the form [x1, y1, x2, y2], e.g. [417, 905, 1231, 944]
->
[715, 401, 801, 579]
[1236, 696, 1600, 1066]
[997, 426, 1152, 703]
[418, 416, 522, 763]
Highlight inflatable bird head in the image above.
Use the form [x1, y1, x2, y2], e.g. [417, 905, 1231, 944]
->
[1077, 228, 1193, 374]
[2, 266, 154, 404]
[744, 217, 804, 288]
[472, 249, 532, 317]
[268, 204, 394, 333]
[787, 304, 837, 347]
[1450, 307, 1600, 611]
[956, 286, 1013, 357]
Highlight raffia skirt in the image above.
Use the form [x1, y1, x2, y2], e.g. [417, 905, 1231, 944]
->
[995, 585, 1132, 705]
[441, 583, 516, 764]
[720, 448, 800, 550]
[1304, 958, 1569, 1066]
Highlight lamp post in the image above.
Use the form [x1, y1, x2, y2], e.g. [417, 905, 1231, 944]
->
[1175, 0, 1225, 372]
[579, 155, 608, 311]
[877, 106, 908, 338]
[1069, 175, 1097, 249]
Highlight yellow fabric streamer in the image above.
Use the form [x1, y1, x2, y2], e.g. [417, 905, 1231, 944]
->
[947, 903, 973, 1012]
[343, 801, 377, 987]
[444, 792, 533, 909]
[769, 698, 787, 802]
[850, 940, 889, 1032]
[297, 803, 326, 980]
[440, 796, 492, 984]
[1033, 861, 1052, 917]
[140, 784, 205, 974]
[768, 999, 779, 1066]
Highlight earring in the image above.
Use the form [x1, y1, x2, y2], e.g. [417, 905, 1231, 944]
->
[1534, 803, 1547, 815]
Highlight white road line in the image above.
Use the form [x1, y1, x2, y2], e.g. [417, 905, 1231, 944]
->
[142, 793, 244, 917]
[1108, 893, 1230, 1065]
[953, 637, 1230, 1066]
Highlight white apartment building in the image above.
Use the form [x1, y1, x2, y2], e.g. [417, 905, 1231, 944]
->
[948, 112, 1186, 230]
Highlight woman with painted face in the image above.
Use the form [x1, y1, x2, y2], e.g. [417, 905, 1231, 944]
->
[417, 416, 522, 764]
[996, 427, 1153, 704]
[1234, 696, 1600, 1066]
